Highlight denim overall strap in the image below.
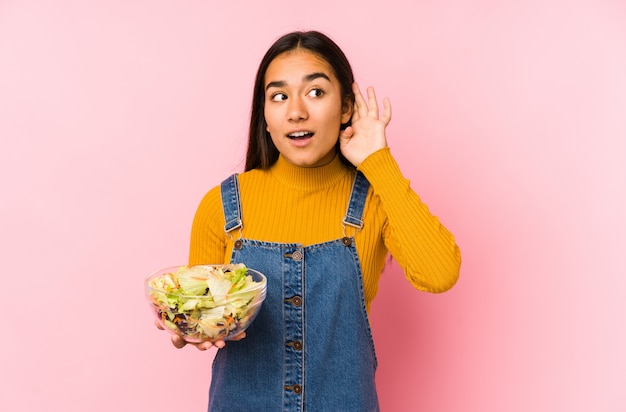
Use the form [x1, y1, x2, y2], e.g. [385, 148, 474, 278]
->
[220, 173, 242, 233]
[343, 171, 370, 229]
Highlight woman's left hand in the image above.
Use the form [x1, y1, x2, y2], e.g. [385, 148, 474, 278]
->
[339, 82, 392, 167]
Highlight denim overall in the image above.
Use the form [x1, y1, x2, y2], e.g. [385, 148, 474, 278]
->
[208, 171, 379, 412]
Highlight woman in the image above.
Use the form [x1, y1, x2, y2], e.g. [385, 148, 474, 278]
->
[162, 30, 461, 411]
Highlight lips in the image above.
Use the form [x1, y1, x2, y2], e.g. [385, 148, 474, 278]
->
[287, 130, 314, 140]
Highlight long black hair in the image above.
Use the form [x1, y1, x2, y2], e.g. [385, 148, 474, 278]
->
[244, 31, 355, 171]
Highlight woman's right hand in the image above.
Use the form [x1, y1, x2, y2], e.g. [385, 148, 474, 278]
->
[339, 82, 391, 167]
[155, 320, 246, 351]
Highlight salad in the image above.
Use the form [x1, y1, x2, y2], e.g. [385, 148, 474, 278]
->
[146, 264, 266, 342]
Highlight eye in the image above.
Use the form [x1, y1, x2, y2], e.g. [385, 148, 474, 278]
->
[307, 88, 324, 98]
[270, 92, 287, 102]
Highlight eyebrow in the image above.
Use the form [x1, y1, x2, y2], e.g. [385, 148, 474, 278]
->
[265, 72, 331, 91]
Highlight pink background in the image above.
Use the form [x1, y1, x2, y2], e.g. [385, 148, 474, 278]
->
[1, 1, 625, 411]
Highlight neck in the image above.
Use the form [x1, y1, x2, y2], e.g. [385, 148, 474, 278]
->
[269, 154, 351, 191]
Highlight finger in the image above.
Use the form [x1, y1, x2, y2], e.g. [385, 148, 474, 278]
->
[196, 340, 217, 351]
[171, 335, 187, 349]
[340, 126, 354, 141]
[366, 87, 379, 118]
[381, 97, 392, 125]
[230, 331, 246, 341]
[352, 82, 368, 118]
[209, 340, 226, 349]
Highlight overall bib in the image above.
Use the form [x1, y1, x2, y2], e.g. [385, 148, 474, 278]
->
[209, 172, 379, 411]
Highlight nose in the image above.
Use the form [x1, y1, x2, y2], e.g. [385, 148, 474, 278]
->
[287, 96, 308, 121]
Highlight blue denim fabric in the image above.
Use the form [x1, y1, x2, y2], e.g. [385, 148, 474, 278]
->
[209, 172, 379, 412]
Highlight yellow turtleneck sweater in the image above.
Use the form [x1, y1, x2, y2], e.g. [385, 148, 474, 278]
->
[189, 148, 461, 312]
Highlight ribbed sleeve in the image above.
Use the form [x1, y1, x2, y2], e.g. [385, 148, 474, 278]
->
[358, 148, 461, 293]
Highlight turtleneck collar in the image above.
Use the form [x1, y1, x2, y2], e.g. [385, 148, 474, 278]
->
[268, 153, 352, 191]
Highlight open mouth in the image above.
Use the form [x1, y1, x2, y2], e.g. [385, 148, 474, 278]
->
[287, 131, 314, 140]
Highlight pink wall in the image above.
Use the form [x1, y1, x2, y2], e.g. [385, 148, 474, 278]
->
[1, 1, 624, 411]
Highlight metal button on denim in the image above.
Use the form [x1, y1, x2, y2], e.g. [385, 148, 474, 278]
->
[291, 250, 303, 261]
[284, 295, 302, 306]
[284, 384, 302, 394]
[286, 340, 303, 350]
[291, 295, 302, 306]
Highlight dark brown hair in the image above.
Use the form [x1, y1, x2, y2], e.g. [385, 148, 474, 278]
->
[244, 31, 355, 171]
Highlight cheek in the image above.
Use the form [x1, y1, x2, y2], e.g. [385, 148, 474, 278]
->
[264, 103, 284, 129]
[265, 116, 280, 138]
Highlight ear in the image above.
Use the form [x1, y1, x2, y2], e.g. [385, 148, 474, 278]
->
[341, 98, 353, 124]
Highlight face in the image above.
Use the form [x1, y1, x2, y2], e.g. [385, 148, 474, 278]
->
[264, 50, 352, 167]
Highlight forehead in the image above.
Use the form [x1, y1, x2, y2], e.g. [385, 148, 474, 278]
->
[264, 50, 335, 85]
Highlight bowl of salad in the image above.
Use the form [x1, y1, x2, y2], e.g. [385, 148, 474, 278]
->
[145, 264, 266, 343]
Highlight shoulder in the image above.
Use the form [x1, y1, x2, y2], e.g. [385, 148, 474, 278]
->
[199, 169, 262, 201]
[194, 170, 269, 216]
[236, 168, 269, 184]
[193, 184, 223, 222]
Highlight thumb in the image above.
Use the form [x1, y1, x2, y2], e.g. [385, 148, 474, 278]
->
[339, 126, 354, 143]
